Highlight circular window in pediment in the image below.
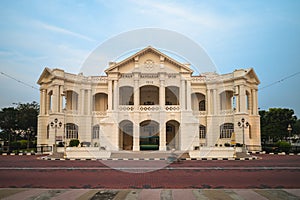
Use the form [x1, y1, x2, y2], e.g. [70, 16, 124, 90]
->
[144, 59, 154, 71]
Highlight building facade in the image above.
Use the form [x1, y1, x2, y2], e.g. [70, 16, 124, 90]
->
[37, 46, 261, 152]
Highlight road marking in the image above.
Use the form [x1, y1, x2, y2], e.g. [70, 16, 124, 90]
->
[0, 167, 299, 170]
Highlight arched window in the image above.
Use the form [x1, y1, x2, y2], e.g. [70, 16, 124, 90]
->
[199, 100, 206, 111]
[199, 125, 206, 139]
[92, 125, 99, 139]
[220, 123, 234, 138]
[66, 123, 78, 139]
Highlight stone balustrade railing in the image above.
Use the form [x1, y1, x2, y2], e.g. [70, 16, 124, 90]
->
[119, 105, 134, 112]
[92, 111, 107, 116]
[165, 105, 181, 112]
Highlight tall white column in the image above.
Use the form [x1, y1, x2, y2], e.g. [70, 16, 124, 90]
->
[133, 120, 140, 151]
[108, 80, 113, 111]
[80, 89, 85, 115]
[159, 121, 166, 151]
[206, 89, 211, 115]
[134, 79, 139, 110]
[186, 80, 192, 111]
[159, 80, 165, 109]
[87, 89, 91, 115]
[213, 89, 217, 115]
[46, 90, 49, 114]
[113, 80, 118, 111]
[252, 89, 258, 115]
[40, 89, 45, 115]
[236, 86, 240, 113]
[59, 86, 63, 113]
[53, 85, 59, 113]
[180, 79, 186, 110]
[240, 84, 246, 113]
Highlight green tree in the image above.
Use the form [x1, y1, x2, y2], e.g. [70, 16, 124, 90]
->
[0, 102, 39, 150]
[0, 107, 18, 143]
[260, 108, 297, 142]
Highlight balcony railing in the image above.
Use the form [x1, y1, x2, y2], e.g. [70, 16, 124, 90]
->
[192, 111, 207, 116]
[220, 109, 235, 115]
[139, 105, 161, 112]
[64, 109, 79, 115]
[92, 111, 107, 116]
[165, 105, 181, 112]
[119, 105, 134, 112]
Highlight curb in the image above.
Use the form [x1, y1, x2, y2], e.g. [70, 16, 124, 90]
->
[250, 151, 300, 156]
[39, 156, 259, 161]
[1, 153, 37, 156]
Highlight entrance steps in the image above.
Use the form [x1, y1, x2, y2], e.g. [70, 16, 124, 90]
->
[110, 151, 190, 159]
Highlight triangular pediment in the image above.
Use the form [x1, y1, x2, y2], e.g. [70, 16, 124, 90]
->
[245, 68, 260, 84]
[104, 46, 193, 74]
[37, 67, 53, 84]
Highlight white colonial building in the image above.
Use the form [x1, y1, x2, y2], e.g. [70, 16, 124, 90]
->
[37, 46, 261, 153]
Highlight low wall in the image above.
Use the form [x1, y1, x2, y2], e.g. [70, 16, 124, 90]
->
[189, 147, 235, 158]
[62, 147, 111, 159]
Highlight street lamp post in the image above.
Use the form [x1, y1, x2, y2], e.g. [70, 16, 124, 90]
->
[287, 124, 292, 144]
[50, 118, 62, 153]
[238, 118, 249, 152]
[26, 128, 31, 150]
[63, 124, 67, 159]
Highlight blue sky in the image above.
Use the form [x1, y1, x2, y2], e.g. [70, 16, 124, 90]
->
[0, 0, 300, 116]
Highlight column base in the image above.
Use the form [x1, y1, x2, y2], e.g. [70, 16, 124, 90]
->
[133, 146, 140, 151]
[159, 146, 167, 151]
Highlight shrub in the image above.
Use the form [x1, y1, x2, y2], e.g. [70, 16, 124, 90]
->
[19, 140, 28, 149]
[275, 141, 291, 153]
[224, 143, 231, 147]
[235, 143, 243, 147]
[69, 139, 80, 147]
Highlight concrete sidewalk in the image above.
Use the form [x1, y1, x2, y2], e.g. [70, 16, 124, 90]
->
[0, 188, 299, 200]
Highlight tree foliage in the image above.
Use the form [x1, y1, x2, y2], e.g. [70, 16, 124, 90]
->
[260, 108, 297, 142]
[0, 101, 39, 143]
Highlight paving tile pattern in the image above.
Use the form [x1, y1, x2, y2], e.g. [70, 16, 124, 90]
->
[0, 189, 299, 200]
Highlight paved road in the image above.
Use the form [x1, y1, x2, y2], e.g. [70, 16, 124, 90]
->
[0, 154, 299, 189]
[1, 188, 300, 200]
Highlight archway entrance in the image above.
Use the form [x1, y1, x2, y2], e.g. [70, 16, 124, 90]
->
[119, 120, 133, 150]
[140, 120, 159, 150]
[166, 120, 180, 150]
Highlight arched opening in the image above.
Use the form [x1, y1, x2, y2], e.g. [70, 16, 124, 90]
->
[92, 125, 99, 139]
[140, 120, 159, 150]
[199, 124, 206, 147]
[66, 123, 78, 139]
[191, 93, 206, 111]
[246, 90, 251, 113]
[119, 86, 134, 105]
[48, 90, 53, 112]
[165, 86, 179, 105]
[140, 85, 159, 105]
[93, 93, 108, 111]
[220, 91, 234, 110]
[166, 120, 180, 150]
[220, 123, 234, 139]
[119, 120, 133, 150]
[65, 90, 79, 110]
[199, 125, 206, 139]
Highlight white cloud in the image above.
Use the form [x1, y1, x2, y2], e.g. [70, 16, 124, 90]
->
[129, 0, 240, 31]
[34, 20, 96, 42]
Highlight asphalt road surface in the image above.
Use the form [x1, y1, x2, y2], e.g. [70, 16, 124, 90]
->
[0, 154, 299, 189]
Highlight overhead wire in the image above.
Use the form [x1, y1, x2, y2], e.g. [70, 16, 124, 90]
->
[259, 71, 300, 91]
[0, 71, 39, 90]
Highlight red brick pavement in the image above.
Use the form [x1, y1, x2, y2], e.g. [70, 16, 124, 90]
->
[0, 154, 299, 189]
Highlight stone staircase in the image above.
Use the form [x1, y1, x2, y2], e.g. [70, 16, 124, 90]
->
[110, 151, 190, 159]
